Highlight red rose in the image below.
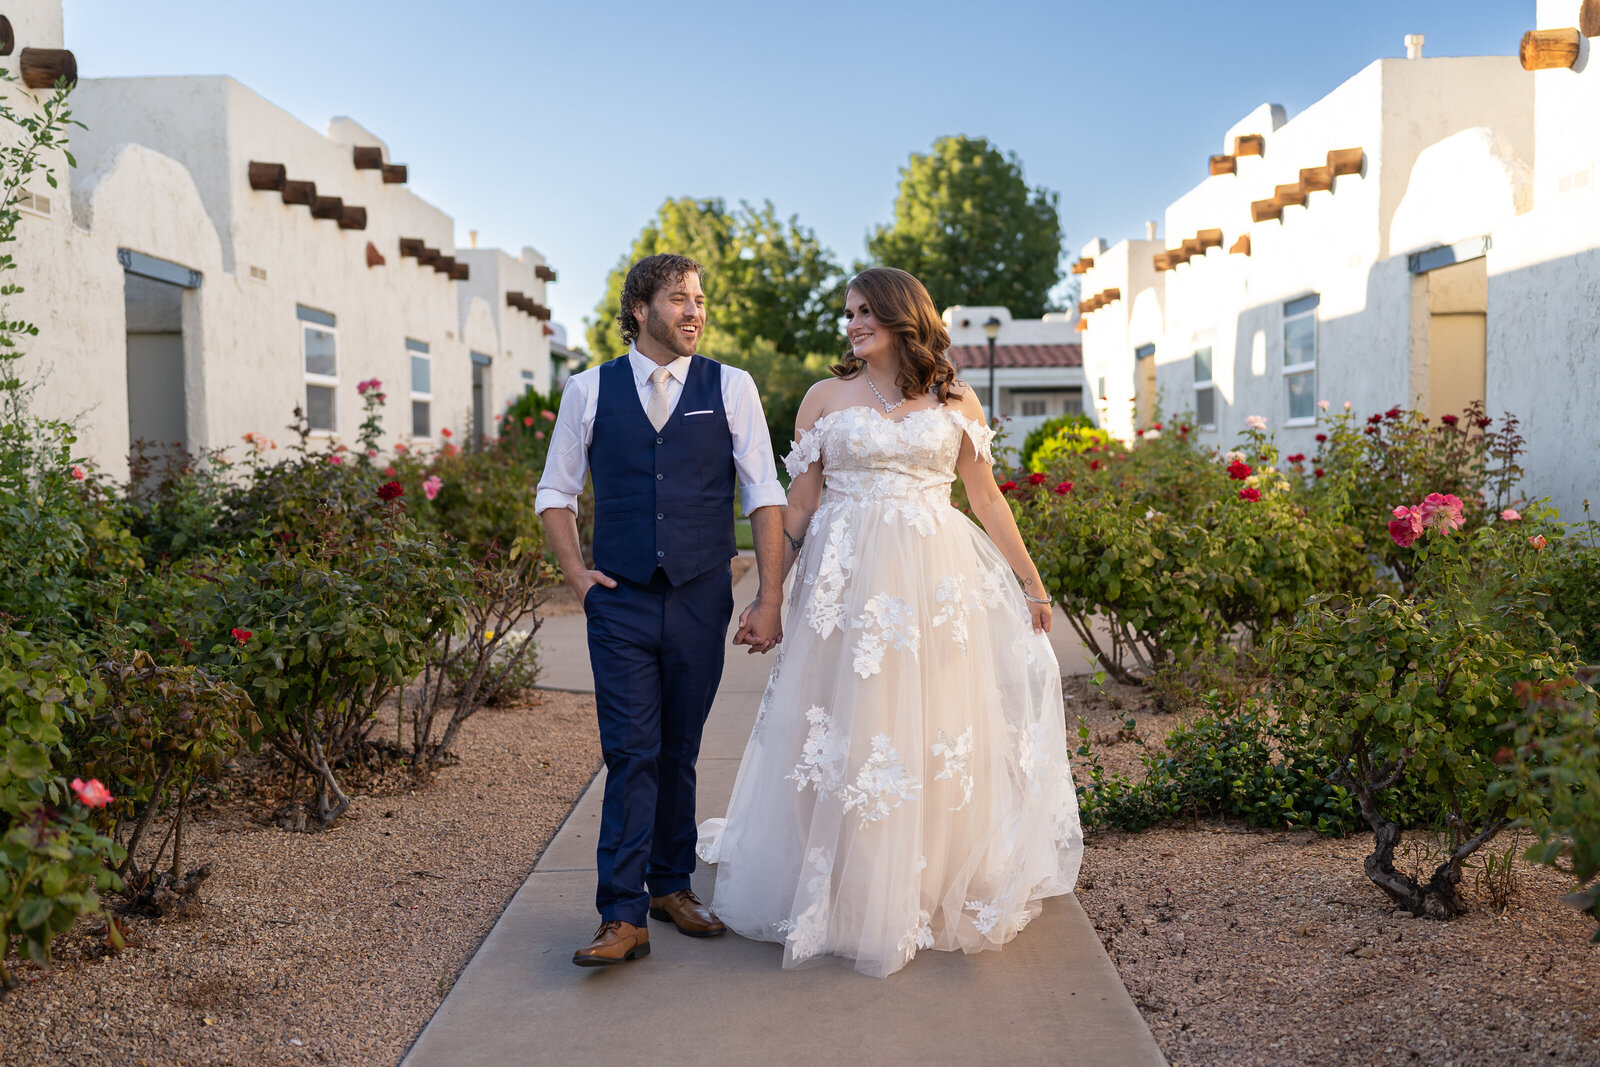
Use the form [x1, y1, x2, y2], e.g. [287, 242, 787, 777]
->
[1364, 426, 1380, 435]
[1054, 481, 1074, 494]
[440, 427, 453, 438]
[998, 481, 1017, 493]
[378, 480, 404, 501]
[1136, 429, 1145, 437]
[1286, 453, 1306, 464]
[1314, 468, 1325, 478]
[1089, 459, 1101, 471]
[1440, 414, 1459, 426]
[1227, 459, 1252, 481]
[1475, 417, 1492, 429]
[1385, 406, 1403, 420]
[1153, 422, 1163, 431]
[1315, 433, 1327, 443]
[1180, 425, 1190, 434]
[524, 415, 535, 426]
[1027, 472, 1047, 486]
[1238, 487, 1261, 502]
[1367, 413, 1384, 425]
[231, 628, 252, 644]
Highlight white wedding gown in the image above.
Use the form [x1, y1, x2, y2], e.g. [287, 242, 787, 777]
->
[698, 404, 1083, 978]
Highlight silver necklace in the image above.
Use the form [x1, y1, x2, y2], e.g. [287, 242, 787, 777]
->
[864, 368, 905, 413]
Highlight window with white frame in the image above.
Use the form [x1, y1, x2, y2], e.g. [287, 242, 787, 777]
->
[1283, 293, 1319, 422]
[1193, 344, 1216, 427]
[299, 304, 338, 433]
[408, 338, 432, 438]
[521, 369, 535, 394]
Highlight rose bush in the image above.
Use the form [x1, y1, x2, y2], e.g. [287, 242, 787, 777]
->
[1015, 420, 1370, 682]
[1268, 502, 1586, 918]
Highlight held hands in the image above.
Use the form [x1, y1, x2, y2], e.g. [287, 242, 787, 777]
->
[733, 597, 783, 654]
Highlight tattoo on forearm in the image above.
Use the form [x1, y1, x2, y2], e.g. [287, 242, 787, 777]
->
[784, 530, 805, 553]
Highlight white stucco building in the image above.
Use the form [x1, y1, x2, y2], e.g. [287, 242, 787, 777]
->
[942, 305, 1084, 441]
[1078, 3, 1600, 518]
[7, 0, 557, 479]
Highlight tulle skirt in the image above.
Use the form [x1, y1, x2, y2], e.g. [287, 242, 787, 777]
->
[698, 495, 1083, 977]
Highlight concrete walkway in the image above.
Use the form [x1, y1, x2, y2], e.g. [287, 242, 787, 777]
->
[403, 562, 1166, 1067]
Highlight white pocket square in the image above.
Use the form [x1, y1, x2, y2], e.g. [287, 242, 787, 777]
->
[682, 409, 715, 416]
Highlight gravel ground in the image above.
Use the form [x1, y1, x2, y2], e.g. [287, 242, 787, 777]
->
[0, 689, 602, 1067]
[1067, 679, 1600, 1067]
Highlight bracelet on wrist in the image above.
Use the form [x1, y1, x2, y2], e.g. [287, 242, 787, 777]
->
[1021, 590, 1052, 606]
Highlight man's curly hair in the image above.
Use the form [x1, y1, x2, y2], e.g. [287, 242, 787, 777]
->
[616, 253, 705, 348]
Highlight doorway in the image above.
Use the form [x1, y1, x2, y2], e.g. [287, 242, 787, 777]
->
[124, 272, 186, 456]
[121, 248, 201, 465]
[1410, 251, 1487, 423]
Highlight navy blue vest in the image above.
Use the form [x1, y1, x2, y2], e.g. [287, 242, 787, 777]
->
[588, 354, 738, 586]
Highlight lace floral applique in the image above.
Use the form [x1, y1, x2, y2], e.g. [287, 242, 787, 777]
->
[897, 909, 936, 962]
[787, 706, 847, 793]
[931, 726, 974, 810]
[750, 642, 788, 740]
[805, 519, 855, 639]
[953, 412, 997, 466]
[840, 733, 921, 825]
[964, 898, 1003, 936]
[930, 575, 990, 650]
[851, 593, 921, 678]
[1017, 721, 1046, 794]
[785, 847, 835, 961]
[783, 423, 826, 480]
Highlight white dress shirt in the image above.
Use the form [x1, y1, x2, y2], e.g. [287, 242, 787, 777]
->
[535, 345, 787, 517]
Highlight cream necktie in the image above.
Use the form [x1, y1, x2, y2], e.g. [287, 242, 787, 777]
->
[646, 366, 673, 431]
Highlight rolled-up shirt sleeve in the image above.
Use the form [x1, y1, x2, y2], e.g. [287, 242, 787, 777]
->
[723, 366, 787, 514]
[534, 371, 596, 515]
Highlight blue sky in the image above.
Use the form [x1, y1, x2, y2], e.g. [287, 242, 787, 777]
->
[63, 1, 1533, 343]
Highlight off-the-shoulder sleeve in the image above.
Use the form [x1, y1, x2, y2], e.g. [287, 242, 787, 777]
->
[783, 423, 825, 479]
[955, 413, 996, 466]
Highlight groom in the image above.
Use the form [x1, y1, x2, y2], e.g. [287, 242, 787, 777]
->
[536, 253, 786, 967]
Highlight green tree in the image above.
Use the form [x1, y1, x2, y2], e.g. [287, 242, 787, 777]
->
[865, 135, 1063, 316]
[587, 197, 844, 364]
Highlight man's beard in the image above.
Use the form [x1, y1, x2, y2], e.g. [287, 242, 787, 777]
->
[644, 311, 698, 359]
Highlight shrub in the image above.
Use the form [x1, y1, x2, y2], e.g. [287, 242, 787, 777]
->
[73, 651, 255, 906]
[1020, 412, 1108, 472]
[1499, 669, 1600, 941]
[1016, 424, 1370, 682]
[211, 486, 466, 829]
[1072, 696, 1361, 834]
[1268, 506, 1582, 918]
[0, 630, 122, 987]
[1307, 402, 1524, 589]
[404, 537, 554, 771]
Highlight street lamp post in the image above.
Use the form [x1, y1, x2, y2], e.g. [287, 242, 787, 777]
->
[983, 316, 1002, 420]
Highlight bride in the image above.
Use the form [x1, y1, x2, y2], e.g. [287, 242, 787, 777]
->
[700, 267, 1082, 978]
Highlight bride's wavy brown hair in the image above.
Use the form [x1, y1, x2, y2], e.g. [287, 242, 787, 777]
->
[831, 267, 964, 404]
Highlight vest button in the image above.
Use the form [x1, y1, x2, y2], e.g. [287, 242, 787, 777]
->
[656, 473, 664, 480]
[657, 550, 665, 558]
[656, 513, 664, 520]
[656, 436, 664, 445]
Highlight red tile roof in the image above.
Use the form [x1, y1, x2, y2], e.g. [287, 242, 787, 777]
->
[948, 343, 1082, 369]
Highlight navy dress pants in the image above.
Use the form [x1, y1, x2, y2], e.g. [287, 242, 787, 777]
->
[584, 563, 733, 925]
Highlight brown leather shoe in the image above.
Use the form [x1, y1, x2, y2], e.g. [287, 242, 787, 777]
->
[571, 920, 650, 967]
[648, 890, 726, 937]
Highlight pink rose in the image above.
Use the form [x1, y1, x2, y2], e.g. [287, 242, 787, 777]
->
[71, 777, 113, 808]
[534, 431, 546, 439]
[1418, 492, 1465, 531]
[423, 475, 443, 501]
[1500, 509, 1521, 521]
[1529, 534, 1547, 550]
[541, 410, 556, 421]
[327, 454, 343, 466]
[1389, 505, 1425, 547]
[70, 465, 85, 481]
